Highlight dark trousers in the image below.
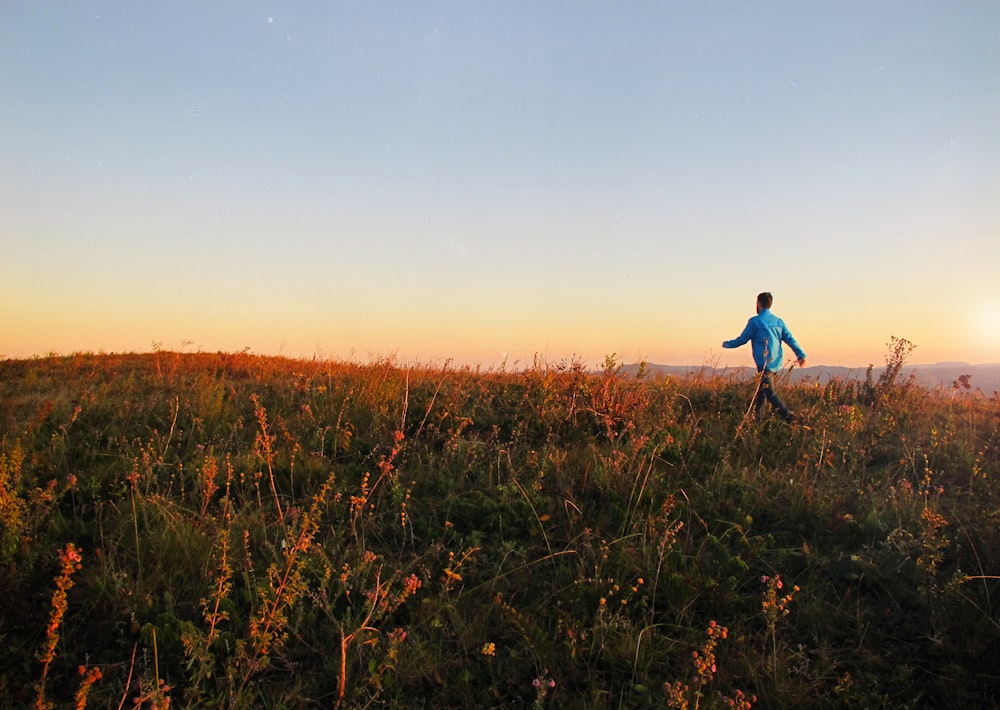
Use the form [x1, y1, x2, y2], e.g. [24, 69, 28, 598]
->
[755, 370, 793, 421]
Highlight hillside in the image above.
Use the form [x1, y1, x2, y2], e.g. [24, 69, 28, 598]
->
[1, 352, 998, 708]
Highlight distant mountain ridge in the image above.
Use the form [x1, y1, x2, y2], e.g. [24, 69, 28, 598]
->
[624, 362, 1000, 395]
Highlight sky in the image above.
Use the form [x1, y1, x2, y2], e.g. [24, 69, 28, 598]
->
[2, 2, 998, 369]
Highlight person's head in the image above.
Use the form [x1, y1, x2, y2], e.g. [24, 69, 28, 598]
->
[756, 292, 773, 313]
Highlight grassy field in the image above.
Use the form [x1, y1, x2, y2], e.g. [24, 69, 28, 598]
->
[1, 346, 998, 708]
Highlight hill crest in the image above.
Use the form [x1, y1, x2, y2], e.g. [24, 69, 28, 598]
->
[626, 362, 1000, 394]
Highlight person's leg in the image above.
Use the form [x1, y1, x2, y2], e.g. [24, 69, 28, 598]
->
[754, 371, 769, 420]
[760, 371, 793, 421]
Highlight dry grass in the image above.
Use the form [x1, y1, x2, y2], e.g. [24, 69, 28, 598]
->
[0, 348, 997, 708]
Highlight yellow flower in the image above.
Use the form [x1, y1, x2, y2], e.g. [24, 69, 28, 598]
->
[481, 642, 496, 657]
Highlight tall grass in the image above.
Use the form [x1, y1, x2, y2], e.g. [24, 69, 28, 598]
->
[0, 349, 997, 707]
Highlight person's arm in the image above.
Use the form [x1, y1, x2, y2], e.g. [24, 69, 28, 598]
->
[722, 320, 754, 349]
[782, 325, 806, 366]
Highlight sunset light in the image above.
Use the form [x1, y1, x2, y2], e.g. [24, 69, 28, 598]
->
[1, 7, 998, 698]
[2, 3, 998, 368]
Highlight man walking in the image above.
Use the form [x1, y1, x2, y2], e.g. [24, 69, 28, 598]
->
[722, 292, 807, 423]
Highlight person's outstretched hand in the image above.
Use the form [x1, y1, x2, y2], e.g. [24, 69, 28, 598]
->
[797, 358, 806, 367]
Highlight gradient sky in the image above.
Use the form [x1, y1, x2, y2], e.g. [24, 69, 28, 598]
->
[3, 2, 998, 369]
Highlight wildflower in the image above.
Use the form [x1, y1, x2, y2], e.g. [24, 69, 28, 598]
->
[532, 670, 556, 700]
[37, 543, 84, 709]
[481, 642, 496, 657]
[401, 573, 422, 597]
[74, 665, 103, 710]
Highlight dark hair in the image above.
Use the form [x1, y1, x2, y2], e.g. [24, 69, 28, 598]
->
[757, 292, 773, 309]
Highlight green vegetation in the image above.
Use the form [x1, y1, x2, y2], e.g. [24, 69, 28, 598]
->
[1, 345, 998, 708]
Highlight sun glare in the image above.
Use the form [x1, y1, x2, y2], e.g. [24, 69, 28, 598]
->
[973, 303, 1000, 347]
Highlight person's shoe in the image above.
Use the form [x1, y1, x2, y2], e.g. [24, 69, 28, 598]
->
[787, 413, 811, 430]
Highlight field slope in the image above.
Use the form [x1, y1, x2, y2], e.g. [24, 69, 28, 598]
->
[1, 351, 998, 708]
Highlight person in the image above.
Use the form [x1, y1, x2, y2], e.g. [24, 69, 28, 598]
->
[722, 292, 806, 423]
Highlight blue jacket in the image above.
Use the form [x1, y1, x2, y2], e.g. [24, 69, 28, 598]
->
[723, 309, 806, 372]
